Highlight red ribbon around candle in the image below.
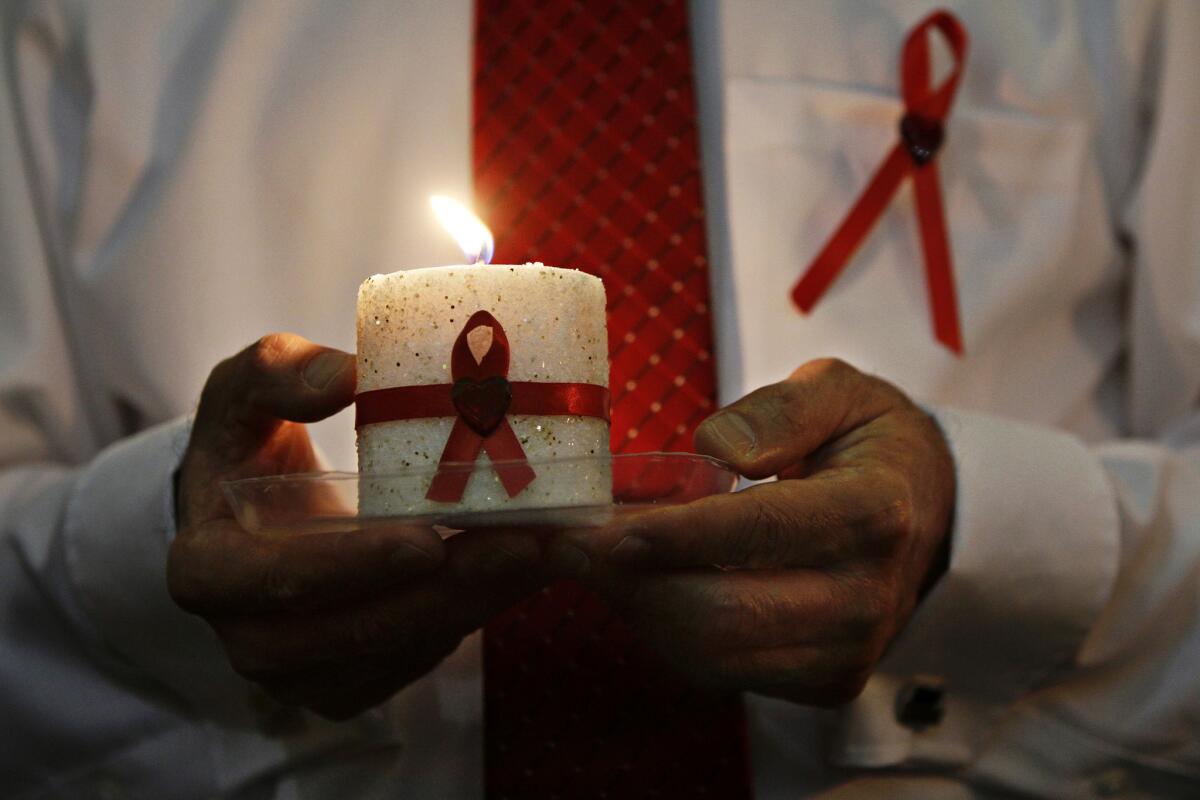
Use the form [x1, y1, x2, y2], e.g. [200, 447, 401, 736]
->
[791, 10, 969, 354]
[355, 310, 611, 502]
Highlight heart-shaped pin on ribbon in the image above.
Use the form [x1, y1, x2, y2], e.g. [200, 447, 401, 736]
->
[899, 112, 944, 166]
[452, 376, 512, 436]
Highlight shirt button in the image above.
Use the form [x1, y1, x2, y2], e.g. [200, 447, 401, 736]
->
[894, 676, 945, 730]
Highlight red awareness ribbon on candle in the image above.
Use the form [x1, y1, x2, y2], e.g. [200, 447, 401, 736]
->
[355, 310, 610, 502]
[792, 10, 969, 354]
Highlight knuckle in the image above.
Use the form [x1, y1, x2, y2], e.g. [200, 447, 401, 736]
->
[859, 470, 916, 552]
[248, 333, 296, 371]
[803, 357, 857, 383]
[879, 493, 915, 542]
[835, 573, 895, 637]
[863, 592, 892, 634]
[722, 517, 760, 567]
[705, 586, 769, 645]
[841, 596, 885, 639]
[741, 497, 796, 565]
[875, 378, 910, 409]
[875, 581, 904, 629]
[770, 385, 811, 437]
[889, 490, 916, 535]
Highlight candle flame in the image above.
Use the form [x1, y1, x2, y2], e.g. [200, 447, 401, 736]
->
[431, 195, 494, 265]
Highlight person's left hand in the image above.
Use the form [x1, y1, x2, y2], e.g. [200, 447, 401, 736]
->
[549, 358, 955, 706]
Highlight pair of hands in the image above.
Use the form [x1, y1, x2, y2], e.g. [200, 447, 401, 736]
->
[169, 333, 954, 719]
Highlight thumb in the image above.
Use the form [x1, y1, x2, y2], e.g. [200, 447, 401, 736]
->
[191, 333, 356, 467]
[693, 358, 895, 479]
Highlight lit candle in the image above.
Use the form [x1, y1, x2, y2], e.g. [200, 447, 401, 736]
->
[355, 197, 611, 517]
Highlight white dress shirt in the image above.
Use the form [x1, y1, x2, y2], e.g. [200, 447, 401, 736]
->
[2, 1, 1198, 797]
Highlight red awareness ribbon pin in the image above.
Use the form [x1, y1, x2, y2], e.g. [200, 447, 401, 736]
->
[792, 10, 969, 354]
[355, 310, 611, 503]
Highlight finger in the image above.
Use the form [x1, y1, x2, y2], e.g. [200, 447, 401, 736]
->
[195, 333, 356, 452]
[300, 671, 421, 722]
[704, 642, 874, 705]
[596, 568, 874, 655]
[446, 527, 547, 580]
[181, 334, 356, 525]
[596, 570, 881, 700]
[222, 534, 548, 668]
[259, 651, 452, 721]
[693, 358, 900, 479]
[168, 520, 445, 615]
[558, 471, 908, 570]
[592, 570, 877, 699]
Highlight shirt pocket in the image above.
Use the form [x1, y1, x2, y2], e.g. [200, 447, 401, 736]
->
[722, 76, 1114, 418]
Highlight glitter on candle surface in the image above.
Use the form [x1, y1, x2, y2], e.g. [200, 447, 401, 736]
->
[357, 264, 610, 516]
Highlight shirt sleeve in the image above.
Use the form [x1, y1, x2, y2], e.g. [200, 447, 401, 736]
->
[0, 419, 237, 797]
[825, 0, 1200, 776]
[893, 408, 1121, 706]
[0, 9, 344, 792]
[832, 407, 1122, 765]
[60, 418, 262, 719]
[0, 0, 256, 729]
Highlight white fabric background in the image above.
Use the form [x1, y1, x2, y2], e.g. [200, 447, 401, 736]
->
[2, 1, 1198, 797]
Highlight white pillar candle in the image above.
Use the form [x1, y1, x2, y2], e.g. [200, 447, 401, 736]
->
[356, 263, 611, 517]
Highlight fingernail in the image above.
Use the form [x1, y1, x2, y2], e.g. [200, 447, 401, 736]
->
[546, 541, 591, 578]
[701, 412, 756, 458]
[609, 535, 650, 563]
[304, 352, 352, 389]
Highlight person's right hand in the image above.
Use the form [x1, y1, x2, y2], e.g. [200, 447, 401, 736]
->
[168, 333, 549, 720]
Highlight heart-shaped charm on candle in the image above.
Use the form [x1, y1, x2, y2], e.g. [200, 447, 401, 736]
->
[452, 376, 513, 436]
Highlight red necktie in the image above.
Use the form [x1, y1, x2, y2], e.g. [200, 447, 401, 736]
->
[792, 10, 969, 354]
[474, 1, 752, 797]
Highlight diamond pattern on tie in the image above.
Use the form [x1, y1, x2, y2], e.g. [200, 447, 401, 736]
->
[476, 1, 752, 797]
